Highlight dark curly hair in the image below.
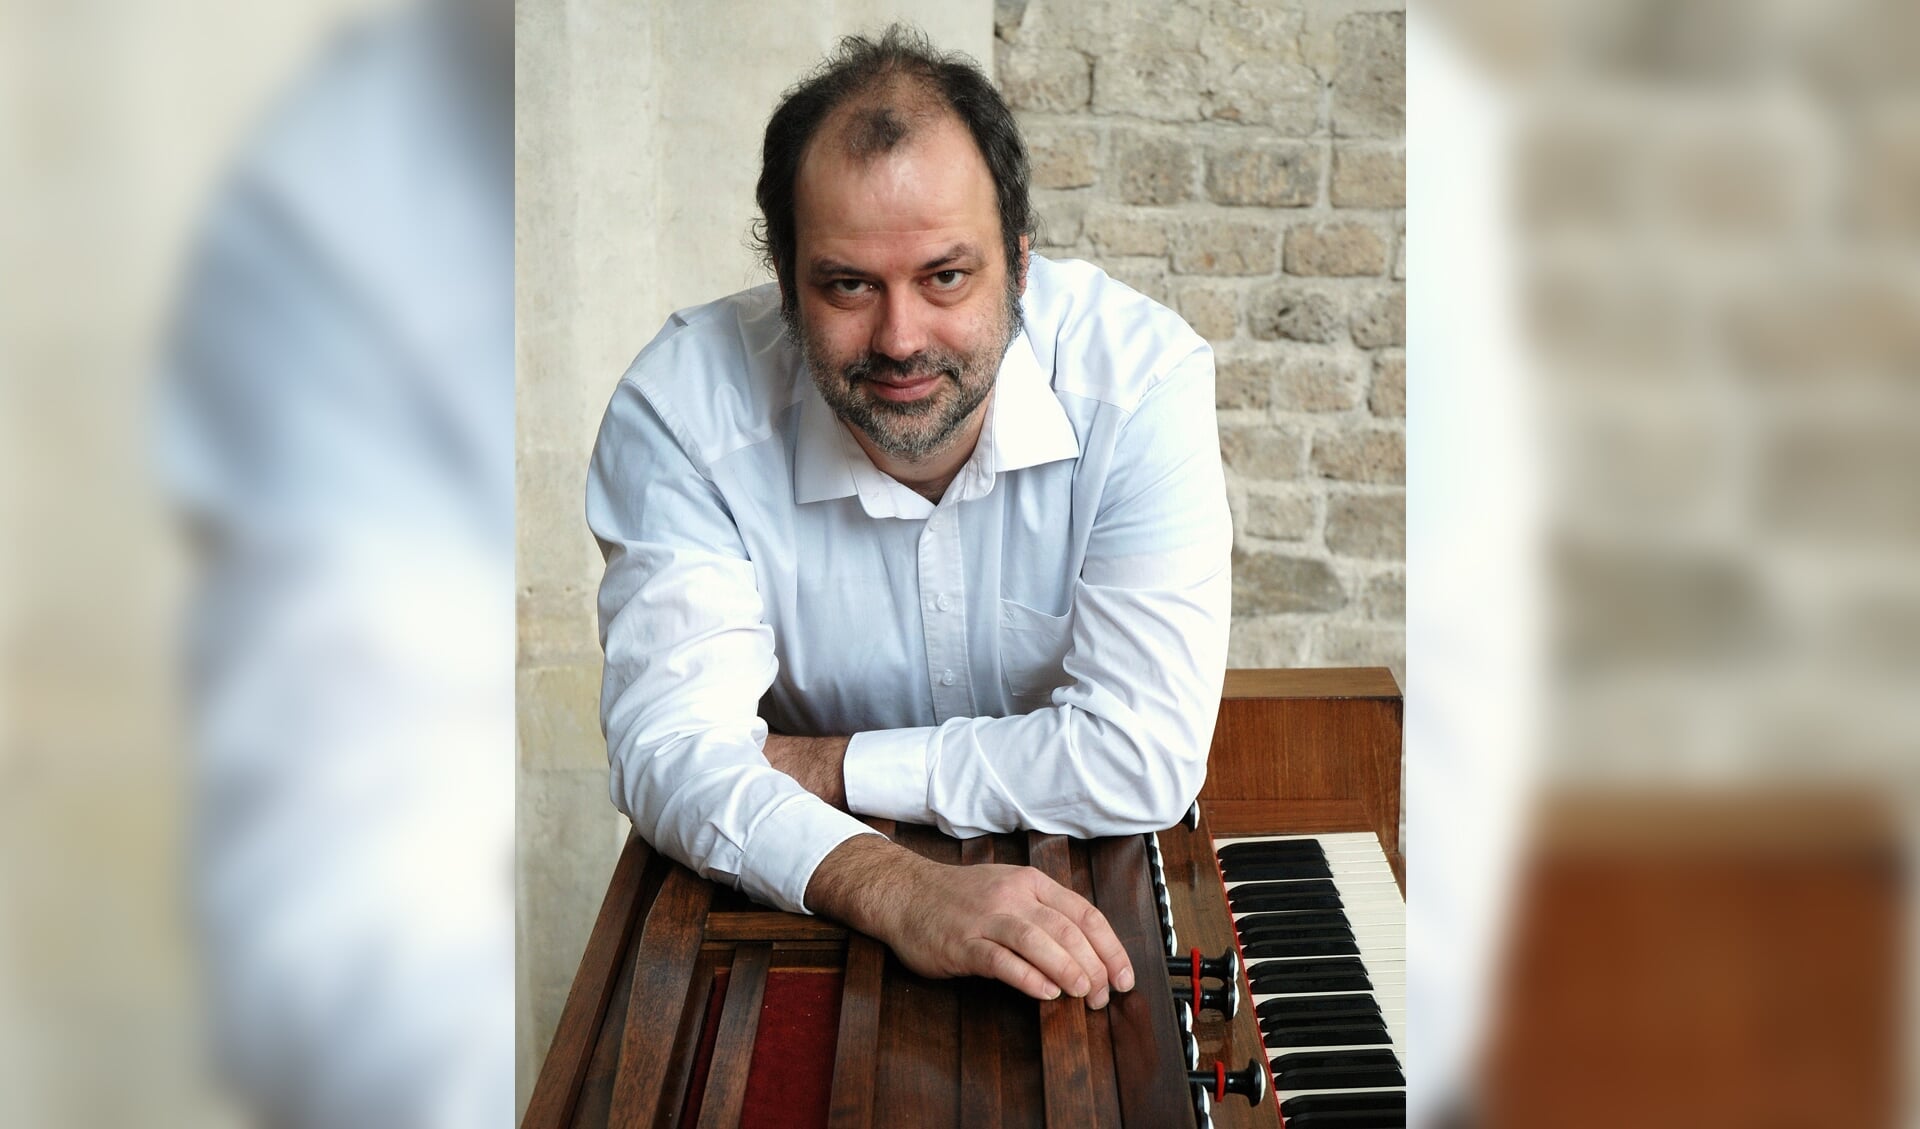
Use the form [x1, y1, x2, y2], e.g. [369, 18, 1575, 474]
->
[751, 25, 1034, 316]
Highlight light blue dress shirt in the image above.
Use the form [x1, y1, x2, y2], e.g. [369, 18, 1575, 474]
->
[587, 253, 1233, 914]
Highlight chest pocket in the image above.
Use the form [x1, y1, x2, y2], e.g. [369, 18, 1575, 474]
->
[999, 598, 1074, 710]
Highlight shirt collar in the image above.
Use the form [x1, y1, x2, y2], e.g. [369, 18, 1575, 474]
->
[791, 330, 1079, 517]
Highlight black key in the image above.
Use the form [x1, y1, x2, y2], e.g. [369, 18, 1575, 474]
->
[1249, 957, 1366, 979]
[1227, 890, 1345, 913]
[1285, 1111, 1406, 1129]
[1250, 970, 1372, 995]
[1270, 1064, 1406, 1090]
[1217, 839, 1326, 864]
[1243, 936, 1361, 959]
[1248, 958, 1372, 995]
[1265, 1023, 1392, 1047]
[1260, 1009, 1388, 1033]
[1257, 995, 1381, 1024]
[1226, 900, 1345, 924]
[1237, 920, 1356, 944]
[1272, 1049, 1399, 1072]
[1283, 1092, 1407, 1118]
[1220, 857, 1333, 882]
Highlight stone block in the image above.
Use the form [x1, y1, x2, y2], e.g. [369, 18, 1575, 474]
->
[1363, 570, 1405, 620]
[1244, 490, 1316, 541]
[1219, 422, 1305, 480]
[1313, 429, 1405, 484]
[1113, 130, 1196, 205]
[518, 588, 601, 668]
[1207, 59, 1322, 136]
[1032, 190, 1088, 249]
[520, 447, 604, 602]
[1205, 141, 1321, 207]
[517, 661, 608, 770]
[1173, 279, 1241, 341]
[1330, 144, 1405, 208]
[1213, 352, 1271, 410]
[1284, 221, 1390, 277]
[1094, 51, 1209, 121]
[1392, 226, 1405, 280]
[1226, 616, 1311, 666]
[1085, 207, 1168, 257]
[1274, 355, 1362, 412]
[997, 43, 1092, 112]
[1170, 216, 1279, 275]
[1369, 351, 1405, 417]
[1200, 4, 1306, 67]
[1312, 623, 1404, 670]
[1232, 549, 1348, 614]
[1331, 12, 1404, 138]
[1855, 111, 1920, 239]
[1028, 125, 1100, 189]
[1350, 285, 1405, 347]
[1249, 282, 1344, 343]
[1324, 491, 1405, 558]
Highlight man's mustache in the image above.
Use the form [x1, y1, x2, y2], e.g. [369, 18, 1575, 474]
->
[842, 352, 962, 384]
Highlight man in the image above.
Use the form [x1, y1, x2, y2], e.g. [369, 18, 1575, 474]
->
[586, 26, 1231, 1011]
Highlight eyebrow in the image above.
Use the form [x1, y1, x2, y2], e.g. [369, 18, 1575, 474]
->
[806, 243, 983, 281]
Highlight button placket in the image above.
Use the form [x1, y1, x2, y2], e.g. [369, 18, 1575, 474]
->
[917, 505, 974, 721]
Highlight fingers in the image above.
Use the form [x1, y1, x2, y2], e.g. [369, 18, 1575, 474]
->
[1033, 902, 1113, 1009]
[959, 936, 1060, 1002]
[981, 913, 1091, 1001]
[1033, 877, 1136, 997]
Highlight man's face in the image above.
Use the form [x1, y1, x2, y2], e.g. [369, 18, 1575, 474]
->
[790, 110, 1020, 464]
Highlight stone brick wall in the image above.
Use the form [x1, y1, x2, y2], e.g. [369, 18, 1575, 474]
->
[995, 0, 1406, 678]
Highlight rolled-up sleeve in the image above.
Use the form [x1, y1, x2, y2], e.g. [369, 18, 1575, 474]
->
[586, 379, 880, 913]
[842, 351, 1232, 838]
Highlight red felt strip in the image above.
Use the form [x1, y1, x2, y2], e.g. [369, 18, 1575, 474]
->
[740, 969, 844, 1129]
[676, 969, 731, 1129]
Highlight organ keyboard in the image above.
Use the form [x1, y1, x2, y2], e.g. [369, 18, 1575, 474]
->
[524, 668, 1404, 1129]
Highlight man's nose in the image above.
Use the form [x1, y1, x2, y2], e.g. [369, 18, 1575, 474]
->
[870, 287, 929, 361]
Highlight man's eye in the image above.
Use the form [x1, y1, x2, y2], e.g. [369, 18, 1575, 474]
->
[828, 279, 869, 296]
[929, 270, 966, 290]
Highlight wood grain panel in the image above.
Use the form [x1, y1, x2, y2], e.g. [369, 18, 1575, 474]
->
[704, 913, 847, 943]
[566, 882, 646, 1129]
[1205, 672, 1403, 877]
[874, 825, 960, 1127]
[1222, 668, 1400, 698]
[694, 945, 773, 1129]
[1087, 835, 1197, 1129]
[607, 866, 713, 1129]
[1028, 833, 1098, 1129]
[1068, 844, 1124, 1129]
[825, 819, 895, 1129]
[958, 835, 1004, 1129]
[524, 833, 654, 1129]
[1159, 813, 1281, 1129]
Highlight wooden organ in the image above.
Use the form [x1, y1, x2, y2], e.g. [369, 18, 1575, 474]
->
[523, 668, 1405, 1129]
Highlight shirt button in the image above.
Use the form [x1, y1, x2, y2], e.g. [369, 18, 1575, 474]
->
[941, 670, 956, 687]
[936, 595, 952, 612]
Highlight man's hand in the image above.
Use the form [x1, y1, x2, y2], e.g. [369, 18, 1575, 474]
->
[763, 734, 849, 808]
[805, 834, 1136, 1008]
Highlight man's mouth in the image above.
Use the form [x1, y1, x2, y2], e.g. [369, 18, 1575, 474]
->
[863, 372, 943, 402]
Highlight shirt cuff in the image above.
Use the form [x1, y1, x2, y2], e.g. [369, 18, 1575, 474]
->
[736, 795, 886, 915]
[843, 726, 937, 824]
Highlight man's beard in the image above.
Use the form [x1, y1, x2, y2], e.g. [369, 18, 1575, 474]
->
[793, 288, 1022, 463]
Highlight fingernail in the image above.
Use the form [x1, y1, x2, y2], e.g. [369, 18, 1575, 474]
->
[1116, 966, 1135, 992]
[1072, 976, 1090, 997]
[1046, 984, 1061, 1000]
[1090, 989, 1109, 1010]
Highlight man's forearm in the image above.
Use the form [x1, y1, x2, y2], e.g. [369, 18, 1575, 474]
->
[763, 733, 850, 808]
[802, 831, 917, 929]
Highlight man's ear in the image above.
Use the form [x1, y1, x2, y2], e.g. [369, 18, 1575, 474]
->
[1016, 235, 1031, 295]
